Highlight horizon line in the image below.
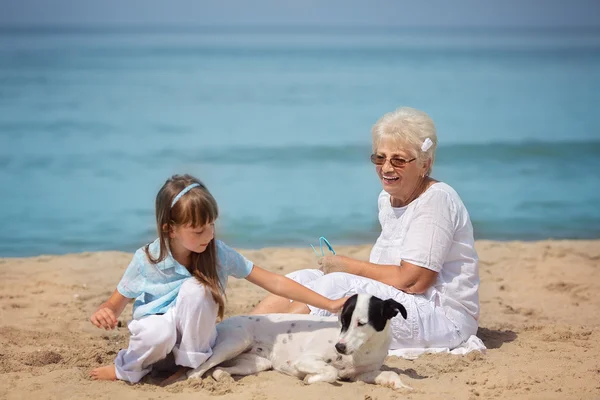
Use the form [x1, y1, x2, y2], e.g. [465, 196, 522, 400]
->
[1, 23, 600, 32]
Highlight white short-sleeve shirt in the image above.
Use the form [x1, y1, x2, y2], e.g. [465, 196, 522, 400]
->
[369, 183, 480, 328]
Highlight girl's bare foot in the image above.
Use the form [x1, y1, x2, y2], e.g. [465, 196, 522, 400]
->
[90, 365, 117, 381]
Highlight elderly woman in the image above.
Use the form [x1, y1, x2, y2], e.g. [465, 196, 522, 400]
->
[252, 107, 479, 350]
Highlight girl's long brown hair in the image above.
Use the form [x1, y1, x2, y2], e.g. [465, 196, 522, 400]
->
[144, 174, 225, 319]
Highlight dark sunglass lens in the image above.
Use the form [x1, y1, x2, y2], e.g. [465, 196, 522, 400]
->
[390, 159, 407, 167]
[370, 154, 383, 164]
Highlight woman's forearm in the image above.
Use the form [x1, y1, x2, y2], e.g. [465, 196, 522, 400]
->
[343, 257, 405, 287]
[341, 256, 433, 294]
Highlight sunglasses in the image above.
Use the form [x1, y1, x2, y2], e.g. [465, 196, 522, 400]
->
[311, 236, 336, 257]
[370, 154, 416, 168]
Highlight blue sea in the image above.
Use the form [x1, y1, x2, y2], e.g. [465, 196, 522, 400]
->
[1, 26, 599, 257]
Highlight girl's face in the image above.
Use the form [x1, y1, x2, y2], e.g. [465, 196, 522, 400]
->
[170, 222, 215, 254]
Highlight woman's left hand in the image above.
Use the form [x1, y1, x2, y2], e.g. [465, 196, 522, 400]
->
[318, 255, 348, 274]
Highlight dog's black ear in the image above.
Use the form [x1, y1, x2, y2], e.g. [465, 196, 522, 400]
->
[339, 294, 358, 332]
[383, 299, 408, 320]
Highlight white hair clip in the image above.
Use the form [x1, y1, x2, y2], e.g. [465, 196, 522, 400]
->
[421, 138, 433, 152]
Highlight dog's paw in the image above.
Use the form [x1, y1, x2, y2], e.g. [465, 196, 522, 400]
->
[212, 369, 234, 383]
[187, 368, 206, 380]
[390, 379, 412, 391]
[303, 373, 337, 385]
[380, 372, 411, 391]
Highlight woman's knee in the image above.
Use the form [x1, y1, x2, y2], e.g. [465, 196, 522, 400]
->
[322, 272, 355, 280]
[285, 268, 324, 286]
[310, 272, 356, 289]
[304, 272, 360, 299]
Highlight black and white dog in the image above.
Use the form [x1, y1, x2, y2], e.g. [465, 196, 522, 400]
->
[186, 294, 410, 390]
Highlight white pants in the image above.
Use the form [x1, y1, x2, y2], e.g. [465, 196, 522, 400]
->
[114, 278, 218, 383]
[287, 269, 466, 351]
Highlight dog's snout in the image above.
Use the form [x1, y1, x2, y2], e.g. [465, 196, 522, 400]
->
[335, 342, 347, 354]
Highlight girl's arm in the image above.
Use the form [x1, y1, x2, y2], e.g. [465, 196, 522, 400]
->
[90, 289, 132, 330]
[319, 256, 438, 295]
[245, 265, 347, 313]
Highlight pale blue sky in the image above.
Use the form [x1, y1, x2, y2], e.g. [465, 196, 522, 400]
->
[1, 0, 599, 28]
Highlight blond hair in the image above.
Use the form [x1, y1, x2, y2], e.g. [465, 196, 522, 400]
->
[372, 107, 438, 176]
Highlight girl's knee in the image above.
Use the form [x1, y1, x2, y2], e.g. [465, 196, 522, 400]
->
[148, 327, 177, 349]
[131, 318, 176, 350]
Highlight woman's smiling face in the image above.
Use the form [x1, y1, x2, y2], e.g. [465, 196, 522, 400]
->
[374, 137, 427, 203]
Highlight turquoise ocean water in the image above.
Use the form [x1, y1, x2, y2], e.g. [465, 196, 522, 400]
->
[1, 27, 599, 257]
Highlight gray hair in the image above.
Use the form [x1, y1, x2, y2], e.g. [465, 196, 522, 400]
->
[371, 107, 438, 176]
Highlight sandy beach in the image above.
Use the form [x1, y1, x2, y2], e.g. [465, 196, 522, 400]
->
[1, 240, 599, 400]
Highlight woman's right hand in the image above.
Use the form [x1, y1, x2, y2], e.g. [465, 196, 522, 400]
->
[90, 305, 118, 330]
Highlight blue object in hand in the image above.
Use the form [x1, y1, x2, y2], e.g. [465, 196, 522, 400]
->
[311, 236, 336, 257]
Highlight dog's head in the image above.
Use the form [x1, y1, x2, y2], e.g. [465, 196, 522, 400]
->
[335, 294, 407, 355]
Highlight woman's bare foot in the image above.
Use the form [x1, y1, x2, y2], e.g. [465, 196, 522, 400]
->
[90, 365, 117, 381]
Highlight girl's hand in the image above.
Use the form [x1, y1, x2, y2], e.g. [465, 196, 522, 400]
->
[318, 255, 347, 274]
[327, 297, 350, 314]
[90, 306, 118, 330]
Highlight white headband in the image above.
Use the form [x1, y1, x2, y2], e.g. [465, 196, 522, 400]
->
[171, 183, 200, 208]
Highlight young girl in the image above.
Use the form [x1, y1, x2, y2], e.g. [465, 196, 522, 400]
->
[89, 174, 347, 383]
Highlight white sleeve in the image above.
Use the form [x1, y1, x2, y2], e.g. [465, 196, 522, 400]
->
[377, 190, 388, 228]
[377, 190, 387, 212]
[400, 191, 457, 272]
